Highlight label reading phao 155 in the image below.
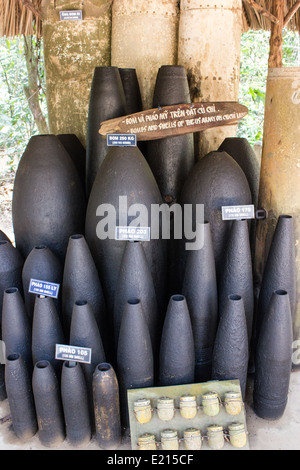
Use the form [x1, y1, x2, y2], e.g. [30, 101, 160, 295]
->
[29, 278, 60, 299]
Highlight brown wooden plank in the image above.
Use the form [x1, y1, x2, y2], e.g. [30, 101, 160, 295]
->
[98, 101, 248, 141]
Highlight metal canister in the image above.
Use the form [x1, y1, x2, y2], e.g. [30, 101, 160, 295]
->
[157, 397, 175, 421]
[228, 422, 247, 448]
[207, 424, 224, 450]
[201, 391, 220, 416]
[184, 428, 202, 450]
[179, 395, 197, 419]
[134, 398, 152, 424]
[161, 429, 179, 450]
[224, 391, 243, 416]
[138, 433, 157, 450]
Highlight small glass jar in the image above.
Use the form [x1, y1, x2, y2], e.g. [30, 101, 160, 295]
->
[207, 425, 224, 450]
[184, 428, 202, 450]
[228, 422, 247, 448]
[202, 391, 220, 416]
[161, 429, 179, 450]
[224, 391, 243, 416]
[157, 397, 175, 421]
[134, 398, 152, 424]
[179, 395, 198, 419]
[138, 433, 157, 450]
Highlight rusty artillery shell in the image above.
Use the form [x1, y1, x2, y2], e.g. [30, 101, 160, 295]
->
[93, 362, 121, 449]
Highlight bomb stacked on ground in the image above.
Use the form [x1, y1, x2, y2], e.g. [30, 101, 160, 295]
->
[0, 66, 296, 448]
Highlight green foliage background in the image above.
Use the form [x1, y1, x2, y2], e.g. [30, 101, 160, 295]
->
[0, 30, 299, 172]
[238, 29, 299, 144]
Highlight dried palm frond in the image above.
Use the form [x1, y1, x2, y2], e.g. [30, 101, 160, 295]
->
[0, 0, 42, 38]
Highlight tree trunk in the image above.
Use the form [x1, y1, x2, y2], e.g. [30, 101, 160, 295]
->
[268, 0, 284, 68]
[23, 36, 49, 134]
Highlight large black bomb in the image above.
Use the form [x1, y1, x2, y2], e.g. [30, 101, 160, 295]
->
[212, 294, 249, 400]
[117, 299, 154, 428]
[85, 145, 167, 317]
[12, 134, 86, 262]
[254, 290, 293, 420]
[159, 295, 195, 386]
[62, 234, 107, 341]
[146, 65, 194, 203]
[256, 215, 297, 337]
[218, 219, 254, 343]
[182, 222, 218, 382]
[179, 151, 252, 280]
[86, 66, 126, 195]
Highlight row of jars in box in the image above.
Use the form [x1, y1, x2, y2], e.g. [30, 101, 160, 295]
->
[137, 422, 248, 450]
[133, 390, 243, 424]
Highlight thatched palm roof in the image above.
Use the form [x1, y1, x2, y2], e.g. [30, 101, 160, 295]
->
[0, 0, 299, 38]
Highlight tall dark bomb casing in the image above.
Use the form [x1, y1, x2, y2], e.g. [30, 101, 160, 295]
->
[62, 234, 107, 342]
[5, 353, 37, 441]
[117, 299, 154, 429]
[0, 240, 23, 322]
[32, 360, 65, 447]
[182, 222, 218, 382]
[146, 65, 195, 204]
[113, 240, 159, 359]
[12, 134, 86, 262]
[2, 288, 32, 371]
[211, 295, 249, 400]
[218, 219, 254, 343]
[119, 68, 143, 115]
[32, 295, 65, 377]
[69, 300, 106, 422]
[254, 290, 293, 420]
[256, 215, 297, 338]
[85, 66, 127, 196]
[61, 361, 91, 447]
[85, 145, 167, 323]
[159, 295, 195, 386]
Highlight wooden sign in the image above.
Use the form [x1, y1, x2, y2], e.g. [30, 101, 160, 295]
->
[99, 101, 248, 141]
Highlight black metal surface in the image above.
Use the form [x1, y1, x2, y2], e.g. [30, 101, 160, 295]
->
[212, 294, 249, 400]
[254, 290, 293, 420]
[159, 294, 195, 387]
[12, 134, 86, 262]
